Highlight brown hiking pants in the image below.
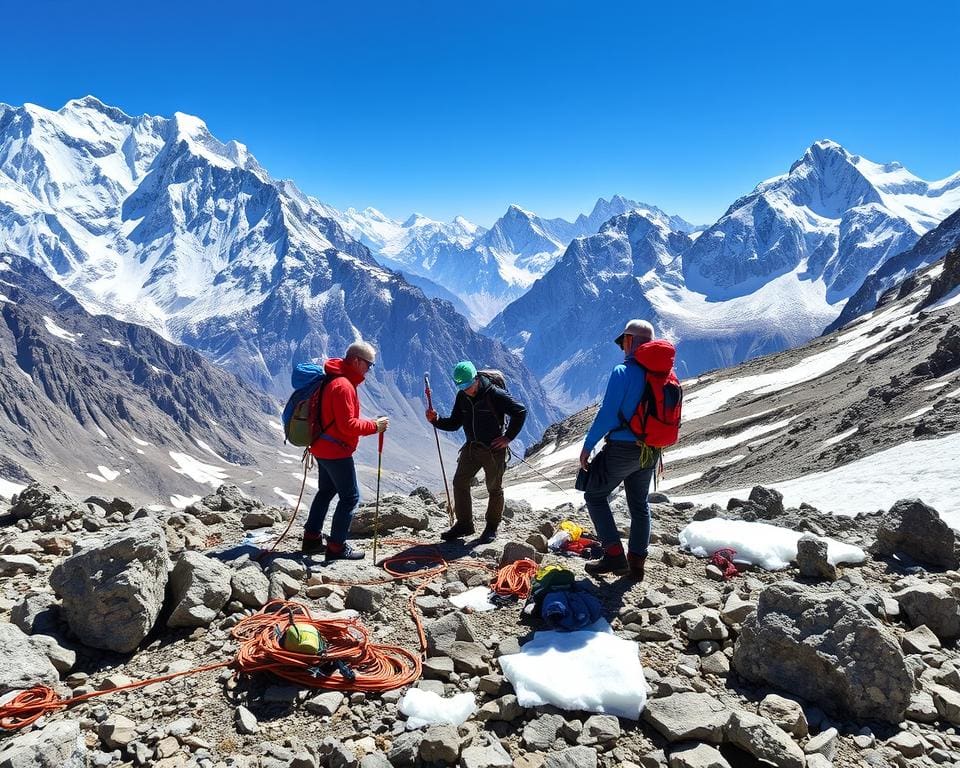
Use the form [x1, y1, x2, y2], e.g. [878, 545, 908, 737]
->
[452, 443, 507, 528]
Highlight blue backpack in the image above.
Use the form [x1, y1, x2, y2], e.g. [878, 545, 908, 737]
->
[281, 363, 340, 447]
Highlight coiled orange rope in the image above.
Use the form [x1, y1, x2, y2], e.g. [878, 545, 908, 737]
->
[491, 558, 538, 599]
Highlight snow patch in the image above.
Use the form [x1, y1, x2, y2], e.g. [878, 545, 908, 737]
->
[823, 427, 858, 447]
[449, 587, 497, 612]
[170, 494, 202, 509]
[168, 451, 228, 487]
[0, 477, 27, 499]
[668, 419, 795, 463]
[398, 689, 476, 729]
[43, 316, 81, 343]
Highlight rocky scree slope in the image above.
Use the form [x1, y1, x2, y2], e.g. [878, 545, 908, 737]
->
[3, 474, 960, 767]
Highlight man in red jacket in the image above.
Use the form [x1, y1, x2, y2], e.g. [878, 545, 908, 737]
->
[302, 341, 388, 561]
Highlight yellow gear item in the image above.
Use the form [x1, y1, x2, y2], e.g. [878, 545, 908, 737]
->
[559, 520, 583, 541]
[283, 623, 323, 655]
[535, 564, 564, 580]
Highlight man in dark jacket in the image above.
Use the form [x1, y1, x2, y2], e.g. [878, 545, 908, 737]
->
[426, 360, 527, 544]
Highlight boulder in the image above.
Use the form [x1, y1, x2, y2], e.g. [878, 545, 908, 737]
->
[543, 746, 598, 768]
[680, 608, 728, 642]
[796, 536, 837, 580]
[894, 583, 960, 641]
[49, 519, 169, 653]
[419, 724, 461, 764]
[350, 495, 429, 534]
[11, 591, 61, 635]
[0, 623, 61, 694]
[732, 582, 912, 723]
[425, 612, 477, 655]
[459, 736, 512, 768]
[499, 541, 538, 568]
[0, 719, 85, 768]
[758, 694, 808, 738]
[870, 498, 960, 569]
[231, 564, 270, 608]
[167, 551, 233, 628]
[668, 743, 732, 768]
[749, 486, 785, 518]
[724, 710, 805, 768]
[8, 482, 88, 532]
[642, 692, 732, 742]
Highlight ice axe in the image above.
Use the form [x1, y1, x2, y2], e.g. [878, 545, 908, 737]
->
[424, 374, 454, 525]
[373, 429, 384, 564]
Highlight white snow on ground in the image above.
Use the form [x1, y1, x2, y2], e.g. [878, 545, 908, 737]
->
[449, 587, 497, 612]
[930, 284, 960, 311]
[291, 472, 319, 490]
[85, 465, 120, 483]
[274, 487, 299, 507]
[168, 451, 229, 487]
[278, 450, 301, 460]
[675, 432, 960, 529]
[721, 407, 781, 426]
[682, 301, 914, 421]
[269, 421, 283, 432]
[100, 337, 122, 347]
[948, 387, 960, 399]
[85, 473, 106, 483]
[42, 315, 81, 343]
[0, 293, 12, 303]
[900, 406, 933, 422]
[131, 436, 150, 446]
[503, 481, 580, 511]
[499, 619, 647, 719]
[536, 441, 583, 469]
[0, 478, 26, 499]
[147, 504, 166, 512]
[718, 454, 746, 467]
[170, 494, 202, 509]
[678, 519, 867, 571]
[823, 427, 858, 447]
[399, 689, 476, 729]
[95, 427, 108, 438]
[194, 438, 232, 464]
[923, 381, 951, 391]
[667, 419, 795, 463]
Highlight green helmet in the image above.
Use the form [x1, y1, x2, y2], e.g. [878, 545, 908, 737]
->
[452, 360, 477, 390]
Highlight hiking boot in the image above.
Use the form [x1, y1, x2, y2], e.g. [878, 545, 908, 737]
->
[301, 534, 325, 556]
[325, 543, 365, 561]
[474, 524, 499, 545]
[627, 553, 646, 580]
[440, 522, 475, 541]
[585, 553, 629, 576]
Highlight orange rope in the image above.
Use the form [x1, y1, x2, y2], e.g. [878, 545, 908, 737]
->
[491, 558, 538, 599]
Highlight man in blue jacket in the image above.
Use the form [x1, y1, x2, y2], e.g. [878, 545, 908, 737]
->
[579, 319, 659, 579]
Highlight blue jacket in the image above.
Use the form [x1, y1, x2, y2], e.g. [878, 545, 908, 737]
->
[582, 358, 646, 454]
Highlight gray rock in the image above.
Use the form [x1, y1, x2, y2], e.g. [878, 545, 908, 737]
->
[447, 641, 489, 675]
[732, 582, 913, 723]
[167, 550, 232, 628]
[305, 691, 344, 716]
[0, 554, 41, 575]
[886, 732, 925, 758]
[523, 713, 564, 750]
[345, 584, 385, 613]
[929, 683, 960, 725]
[901, 624, 942, 654]
[98, 714, 137, 750]
[804, 727, 838, 760]
[796, 536, 838, 580]
[498, 541, 538, 568]
[668, 743, 731, 768]
[700, 651, 730, 678]
[235, 705, 259, 735]
[350, 495, 429, 534]
[231, 564, 270, 608]
[749, 485, 785, 518]
[419, 724, 461, 764]
[720, 593, 756, 625]
[680, 608, 728, 642]
[422, 656, 455, 681]
[458, 736, 512, 768]
[579, 714, 620, 745]
[387, 731, 423, 766]
[476, 694, 524, 723]
[267, 557, 307, 580]
[11, 591, 61, 635]
[241, 509, 279, 528]
[724, 710, 805, 768]
[870, 498, 960, 569]
[642, 692, 732, 742]
[49, 519, 170, 653]
[894, 583, 960, 641]
[544, 746, 598, 768]
[28, 634, 76, 673]
[361, 755, 393, 768]
[8, 483, 89, 532]
[0, 622, 61, 694]
[425, 612, 477, 655]
[758, 694, 808, 738]
[0, 719, 85, 768]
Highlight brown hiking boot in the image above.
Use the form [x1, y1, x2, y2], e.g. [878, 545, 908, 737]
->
[440, 522, 475, 541]
[628, 553, 646, 580]
[584, 553, 629, 576]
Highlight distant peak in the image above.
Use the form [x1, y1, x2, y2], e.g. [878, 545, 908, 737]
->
[172, 111, 210, 138]
[505, 204, 534, 218]
[403, 212, 431, 227]
[61, 95, 133, 122]
[789, 139, 852, 174]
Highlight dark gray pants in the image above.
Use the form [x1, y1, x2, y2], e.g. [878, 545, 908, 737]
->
[452, 443, 506, 528]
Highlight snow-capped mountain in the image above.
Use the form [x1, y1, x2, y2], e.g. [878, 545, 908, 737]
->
[336, 196, 700, 327]
[828, 207, 960, 332]
[0, 97, 559, 485]
[506, 246, 960, 525]
[486, 140, 960, 410]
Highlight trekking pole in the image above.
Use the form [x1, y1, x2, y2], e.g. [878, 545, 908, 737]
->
[373, 430, 384, 564]
[510, 453, 575, 496]
[424, 374, 454, 525]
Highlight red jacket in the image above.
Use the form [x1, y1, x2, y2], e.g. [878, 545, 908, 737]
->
[309, 358, 377, 460]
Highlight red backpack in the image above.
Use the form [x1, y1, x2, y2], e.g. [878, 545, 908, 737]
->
[622, 340, 683, 448]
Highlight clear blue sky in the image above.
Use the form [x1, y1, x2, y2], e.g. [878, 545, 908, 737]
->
[2, 1, 958, 227]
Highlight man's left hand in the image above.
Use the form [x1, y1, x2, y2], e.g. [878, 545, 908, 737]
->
[491, 436, 510, 450]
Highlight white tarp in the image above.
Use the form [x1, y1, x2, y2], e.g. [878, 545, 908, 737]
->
[678, 518, 867, 571]
[499, 620, 647, 719]
[449, 586, 497, 612]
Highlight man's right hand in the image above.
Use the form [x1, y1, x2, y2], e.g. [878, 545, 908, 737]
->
[375, 416, 389, 433]
[579, 450, 590, 472]
[425, 408, 437, 423]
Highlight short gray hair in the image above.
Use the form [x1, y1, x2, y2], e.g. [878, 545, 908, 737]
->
[345, 341, 376, 364]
